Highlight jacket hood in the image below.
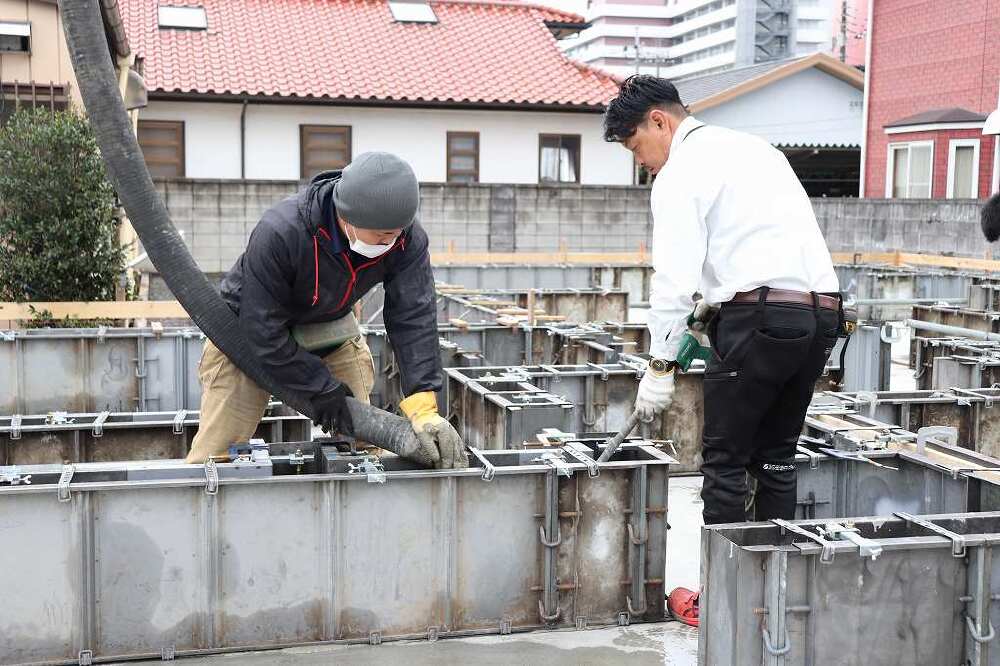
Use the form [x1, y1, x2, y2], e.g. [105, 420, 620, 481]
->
[297, 170, 343, 237]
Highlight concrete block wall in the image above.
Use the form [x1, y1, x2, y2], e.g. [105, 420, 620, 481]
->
[155, 179, 300, 272]
[811, 198, 998, 259]
[153, 179, 993, 274]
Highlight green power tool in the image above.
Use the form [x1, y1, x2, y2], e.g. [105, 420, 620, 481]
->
[672, 304, 717, 372]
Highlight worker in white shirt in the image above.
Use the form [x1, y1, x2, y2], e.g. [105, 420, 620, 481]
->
[604, 76, 842, 530]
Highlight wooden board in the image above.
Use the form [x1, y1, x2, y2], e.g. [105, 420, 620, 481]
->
[0, 301, 189, 320]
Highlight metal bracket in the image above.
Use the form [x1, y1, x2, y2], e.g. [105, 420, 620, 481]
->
[915, 425, 959, 456]
[537, 599, 562, 622]
[821, 522, 882, 560]
[426, 626, 439, 642]
[92, 410, 110, 438]
[563, 443, 600, 478]
[47, 411, 72, 426]
[819, 447, 899, 471]
[9, 414, 21, 440]
[854, 390, 879, 418]
[160, 645, 176, 661]
[204, 460, 219, 495]
[369, 631, 382, 646]
[585, 362, 610, 381]
[78, 650, 93, 666]
[772, 519, 835, 563]
[896, 512, 968, 557]
[627, 522, 648, 546]
[539, 524, 562, 548]
[965, 615, 997, 644]
[468, 447, 495, 481]
[57, 465, 75, 503]
[499, 617, 512, 635]
[617, 611, 630, 627]
[880, 322, 902, 344]
[626, 595, 647, 617]
[0, 465, 31, 486]
[761, 626, 791, 656]
[96, 326, 107, 344]
[348, 456, 386, 484]
[796, 444, 823, 470]
[172, 410, 187, 435]
[535, 452, 573, 477]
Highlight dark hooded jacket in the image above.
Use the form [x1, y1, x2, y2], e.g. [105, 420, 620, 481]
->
[218, 170, 441, 398]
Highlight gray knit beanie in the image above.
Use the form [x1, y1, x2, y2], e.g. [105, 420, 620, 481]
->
[332, 152, 419, 230]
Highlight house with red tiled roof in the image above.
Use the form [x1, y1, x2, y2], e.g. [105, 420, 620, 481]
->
[122, 0, 634, 185]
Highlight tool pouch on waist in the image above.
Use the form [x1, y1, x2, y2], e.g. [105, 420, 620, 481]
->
[291, 313, 362, 352]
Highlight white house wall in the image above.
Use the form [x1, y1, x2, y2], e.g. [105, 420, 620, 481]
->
[696, 68, 863, 147]
[140, 102, 244, 178]
[139, 101, 634, 185]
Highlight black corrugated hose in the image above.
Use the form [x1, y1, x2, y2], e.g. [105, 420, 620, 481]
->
[59, 0, 423, 460]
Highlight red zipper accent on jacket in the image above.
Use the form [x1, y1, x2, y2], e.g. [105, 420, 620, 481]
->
[311, 235, 320, 306]
[332, 238, 402, 311]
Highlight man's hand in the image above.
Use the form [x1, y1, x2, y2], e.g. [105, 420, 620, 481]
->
[399, 391, 469, 469]
[311, 384, 354, 436]
[634, 360, 675, 422]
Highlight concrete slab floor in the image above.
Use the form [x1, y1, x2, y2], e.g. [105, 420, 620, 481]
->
[136, 480, 704, 666]
[157, 623, 699, 666]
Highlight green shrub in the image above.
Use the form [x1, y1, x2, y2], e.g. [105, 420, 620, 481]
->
[0, 108, 126, 317]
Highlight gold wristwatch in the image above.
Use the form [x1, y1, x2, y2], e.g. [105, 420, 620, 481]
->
[648, 358, 675, 376]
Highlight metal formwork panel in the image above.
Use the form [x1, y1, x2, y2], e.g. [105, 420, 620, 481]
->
[0, 328, 206, 415]
[590, 266, 653, 303]
[0, 406, 311, 465]
[446, 365, 649, 451]
[453, 473, 545, 629]
[218, 483, 328, 644]
[0, 494, 78, 664]
[838, 265, 972, 321]
[92, 488, 205, 654]
[433, 265, 594, 291]
[0, 444, 673, 663]
[823, 389, 1000, 456]
[700, 513, 1000, 666]
[823, 325, 891, 393]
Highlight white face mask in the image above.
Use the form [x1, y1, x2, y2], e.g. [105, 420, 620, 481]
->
[346, 223, 398, 259]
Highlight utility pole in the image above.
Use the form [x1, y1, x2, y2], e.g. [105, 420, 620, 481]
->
[839, 0, 848, 63]
[633, 27, 640, 74]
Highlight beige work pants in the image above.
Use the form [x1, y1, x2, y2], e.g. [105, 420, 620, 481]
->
[186, 336, 376, 463]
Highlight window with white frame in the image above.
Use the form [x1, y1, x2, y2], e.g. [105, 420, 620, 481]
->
[946, 139, 980, 199]
[886, 141, 933, 198]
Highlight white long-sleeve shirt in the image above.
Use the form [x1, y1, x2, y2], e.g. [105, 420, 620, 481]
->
[648, 116, 839, 359]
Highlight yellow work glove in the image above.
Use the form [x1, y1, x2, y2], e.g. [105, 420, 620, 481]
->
[399, 391, 469, 469]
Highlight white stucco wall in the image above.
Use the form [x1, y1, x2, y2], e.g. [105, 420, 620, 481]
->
[695, 67, 863, 147]
[139, 102, 244, 178]
[139, 101, 634, 185]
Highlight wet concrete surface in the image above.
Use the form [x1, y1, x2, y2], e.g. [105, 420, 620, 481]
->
[162, 623, 698, 665]
[137, 478, 704, 666]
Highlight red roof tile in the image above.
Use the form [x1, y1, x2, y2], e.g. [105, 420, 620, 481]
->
[121, 0, 619, 108]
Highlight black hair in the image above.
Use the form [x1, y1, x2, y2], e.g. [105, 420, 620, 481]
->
[983, 192, 1000, 242]
[603, 75, 687, 143]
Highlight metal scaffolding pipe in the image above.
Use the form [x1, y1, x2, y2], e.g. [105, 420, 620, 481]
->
[852, 297, 968, 306]
[906, 319, 1000, 341]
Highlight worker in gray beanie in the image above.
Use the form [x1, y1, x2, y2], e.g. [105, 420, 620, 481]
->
[188, 151, 468, 470]
[982, 192, 1000, 242]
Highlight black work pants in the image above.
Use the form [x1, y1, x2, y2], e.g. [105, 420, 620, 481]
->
[700, 290, 841, 525]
